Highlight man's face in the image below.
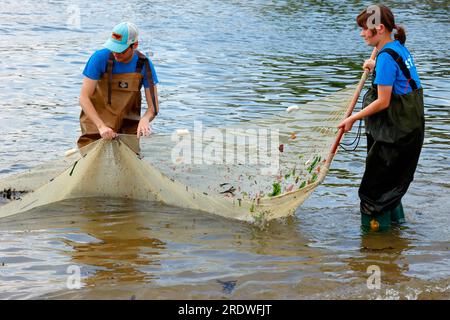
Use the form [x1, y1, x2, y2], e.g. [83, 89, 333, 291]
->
[113, 44, 135, 62]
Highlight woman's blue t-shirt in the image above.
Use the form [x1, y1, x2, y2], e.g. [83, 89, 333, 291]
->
[82, 48, 159, 88]
[374, 40, 421, 95]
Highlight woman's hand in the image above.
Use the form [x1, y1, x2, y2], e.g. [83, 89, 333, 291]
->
[137, 117, 152, 138]
[338, 116, 357, 133]
[363, 59, 375, 72]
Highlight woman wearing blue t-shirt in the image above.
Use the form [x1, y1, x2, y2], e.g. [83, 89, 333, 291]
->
[338, 5, 425, 231]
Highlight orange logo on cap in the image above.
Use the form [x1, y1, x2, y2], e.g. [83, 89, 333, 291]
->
[112, 32, 123, 41]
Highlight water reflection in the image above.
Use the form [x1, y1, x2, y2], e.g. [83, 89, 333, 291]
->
[347, 228, 411, 287]
[66, 199, 166, 287]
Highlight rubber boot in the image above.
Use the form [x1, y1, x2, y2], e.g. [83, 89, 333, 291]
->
[361, 210, 391, 232]
[390, 202, 405, 224]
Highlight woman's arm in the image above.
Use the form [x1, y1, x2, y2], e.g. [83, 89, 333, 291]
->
[338, 85, 392, 132]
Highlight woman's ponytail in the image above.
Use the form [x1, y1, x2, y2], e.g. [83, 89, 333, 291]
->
[394, 24, 407, 45]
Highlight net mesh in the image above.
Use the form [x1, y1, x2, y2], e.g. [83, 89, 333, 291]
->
[0, 87, 354, 223]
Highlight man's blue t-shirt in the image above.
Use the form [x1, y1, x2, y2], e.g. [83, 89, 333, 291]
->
[82, 48, 159, 88]
[374, 40, 421, 95]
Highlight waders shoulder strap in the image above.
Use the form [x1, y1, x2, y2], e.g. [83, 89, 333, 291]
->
[107, 52, 114, 106]
[136, 56, 145, 90]
[136, 58, 144, 73]
[378, 48, 418, 91]
[136, 51, 158, 116]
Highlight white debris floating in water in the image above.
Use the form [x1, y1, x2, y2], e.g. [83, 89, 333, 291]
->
[286, 105, 300, 113]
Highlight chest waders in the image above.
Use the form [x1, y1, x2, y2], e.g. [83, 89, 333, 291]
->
[77, 51, 157, 151]
[359, 48, 425, 231]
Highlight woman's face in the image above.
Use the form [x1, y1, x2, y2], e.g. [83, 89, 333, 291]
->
[360, 27, 379, 47]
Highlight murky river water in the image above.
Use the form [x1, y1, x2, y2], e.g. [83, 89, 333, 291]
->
[0, 0, 449, 299]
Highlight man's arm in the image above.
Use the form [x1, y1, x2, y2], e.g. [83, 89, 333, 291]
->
[79, 77, 117, 139]
[144, 85, 159, 121]
[137, 85, 159, 137]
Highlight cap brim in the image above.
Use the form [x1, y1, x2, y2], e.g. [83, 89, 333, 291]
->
[103, 39, 128, 53]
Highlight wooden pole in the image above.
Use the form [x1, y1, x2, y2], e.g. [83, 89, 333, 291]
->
[329, 47, 378, 157]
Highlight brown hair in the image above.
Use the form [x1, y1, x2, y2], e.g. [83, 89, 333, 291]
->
[356, 4, 406, 44]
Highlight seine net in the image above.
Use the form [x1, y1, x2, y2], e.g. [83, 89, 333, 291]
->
[0, 87, 355, 223]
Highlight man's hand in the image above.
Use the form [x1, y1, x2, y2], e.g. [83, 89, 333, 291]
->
[137, 117, 152, 138]
[98, 124, 118, 140]
[363, 59, 375, 72]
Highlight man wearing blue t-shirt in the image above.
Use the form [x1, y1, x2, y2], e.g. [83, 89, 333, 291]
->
[77, 22, 159, 149]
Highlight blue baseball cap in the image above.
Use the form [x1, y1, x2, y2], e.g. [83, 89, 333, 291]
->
[103, 22, 139, 53]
